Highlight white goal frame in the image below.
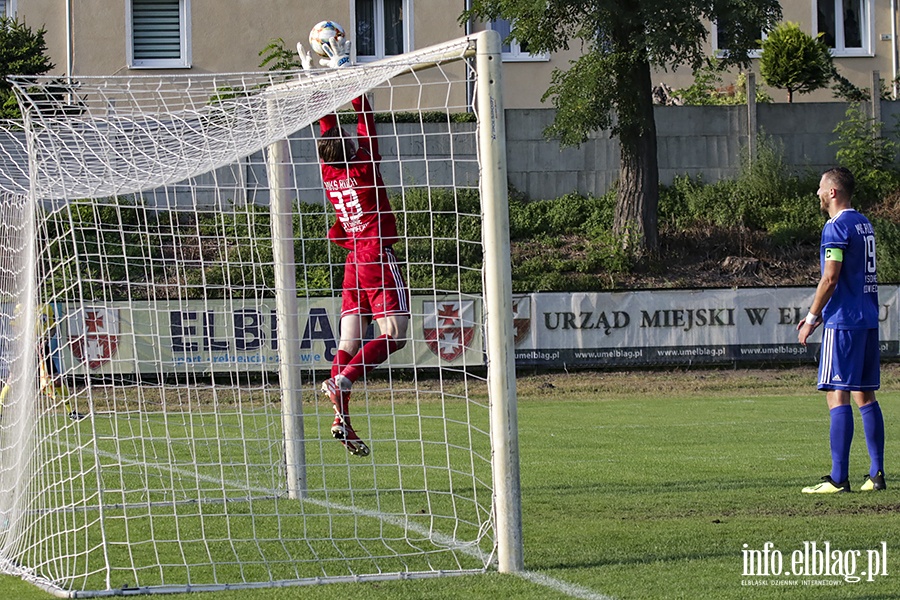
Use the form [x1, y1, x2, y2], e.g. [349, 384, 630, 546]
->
[0, 30, 521, 596]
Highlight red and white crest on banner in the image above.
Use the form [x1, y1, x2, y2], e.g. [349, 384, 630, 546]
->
[423, 300, 475, 361]
[69, 307, 119, 369]
[512, 295, 531, 346]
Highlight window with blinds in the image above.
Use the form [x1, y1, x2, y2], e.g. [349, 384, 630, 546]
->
[129, 0, 191, 68]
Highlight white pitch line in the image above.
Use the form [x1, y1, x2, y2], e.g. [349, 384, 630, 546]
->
[63, 438, 616, 600]
[516, 571, 617, 600]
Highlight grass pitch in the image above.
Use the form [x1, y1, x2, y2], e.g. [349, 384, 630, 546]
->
[2, 365, 899, 599]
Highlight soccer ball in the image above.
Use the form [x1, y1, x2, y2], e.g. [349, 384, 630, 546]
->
[309, 21, 346, 57]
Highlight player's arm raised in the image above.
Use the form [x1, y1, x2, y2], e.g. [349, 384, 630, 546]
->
[315, 36, 352, 134]
[352, 95, 379, 161]
[295, 41, 340, 134]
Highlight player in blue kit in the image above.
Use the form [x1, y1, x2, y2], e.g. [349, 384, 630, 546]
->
[797, 167, 885, 493]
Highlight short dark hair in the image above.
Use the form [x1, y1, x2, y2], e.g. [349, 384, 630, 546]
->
[822, 166, 855, 197]
[317, 126, 355, 167]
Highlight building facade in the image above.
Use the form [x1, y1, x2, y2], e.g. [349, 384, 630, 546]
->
[686, 0, 898, 102]
[2, 1, 897, 108]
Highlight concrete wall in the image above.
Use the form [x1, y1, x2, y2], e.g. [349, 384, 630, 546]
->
[16, 100, 900, 207]
[247, 101, 897, 206]
[509, 101, 900, 200]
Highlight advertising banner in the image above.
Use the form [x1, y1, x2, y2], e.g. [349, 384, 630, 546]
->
[6, 287, 897, 376]
[54, 295, 484, 375]
[512, 286, 899, 367]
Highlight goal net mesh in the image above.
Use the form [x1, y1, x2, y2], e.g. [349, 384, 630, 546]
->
[0, 36, 502, 596]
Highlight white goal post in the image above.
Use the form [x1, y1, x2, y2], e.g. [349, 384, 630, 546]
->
[0, 30, 521, 596]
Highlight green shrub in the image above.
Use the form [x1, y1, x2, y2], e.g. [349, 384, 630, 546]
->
[507, 191, 633, 291]
[873, 217, 900, 283]
[41, 199, 325, 301]
[38, 166, 900, 301]
[0, 16, 55, 120]
[294, 202, 340, 295]
[659, 175, 736, 229]
[394, 187, 484, 293]
[509, 191, 615, 239]
[675, 59, 772, 106]
[830, 103, 900, 208]
[660, 134, 820, 246]
[761, 196, 823, 247]
[727, 135, 812, 231]
[43, 199, 173, 301]
[759, 22, 833, 103]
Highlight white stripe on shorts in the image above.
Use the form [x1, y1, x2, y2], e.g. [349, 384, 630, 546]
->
[818, 327, 834, 387]
[385, 249, 408, 313]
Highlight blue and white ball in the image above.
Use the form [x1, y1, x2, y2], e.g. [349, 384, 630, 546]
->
[309, 21, 346, 57]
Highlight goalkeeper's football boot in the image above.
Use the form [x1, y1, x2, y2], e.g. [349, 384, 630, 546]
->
[330, 414, 370, 457]
[55, 386, 88, 420]
[860, 471, 886, 491]
[322, 375, 352, 416]
[801, 475, 850, 494]
[69, 409, 87, 421]
[322, 375, 369, 457]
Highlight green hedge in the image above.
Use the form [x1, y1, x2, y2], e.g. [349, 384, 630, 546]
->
[37, 166, 900, 302]
[39, 188, 484, 301]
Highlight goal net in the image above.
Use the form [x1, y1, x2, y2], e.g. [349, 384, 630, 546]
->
[0, 31, 520, 596]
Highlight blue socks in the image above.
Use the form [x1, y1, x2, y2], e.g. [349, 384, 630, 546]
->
[829, 401, 886, 483]
[859, 401, 885, 477]
[829, 405, 854, 484]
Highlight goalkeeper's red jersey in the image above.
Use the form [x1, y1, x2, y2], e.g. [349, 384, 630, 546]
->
[319, 96, 398, 254]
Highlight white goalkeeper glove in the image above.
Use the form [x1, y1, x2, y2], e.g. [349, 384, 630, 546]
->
[320, 36, 352, 68]
[296, 42, 314, 71]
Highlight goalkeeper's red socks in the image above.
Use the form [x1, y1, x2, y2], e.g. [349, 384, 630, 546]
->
[332, 350, 353, 379]
[341, 335, 402, 384]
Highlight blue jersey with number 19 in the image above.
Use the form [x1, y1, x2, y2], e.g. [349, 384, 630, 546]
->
[820, 208, 879, 329]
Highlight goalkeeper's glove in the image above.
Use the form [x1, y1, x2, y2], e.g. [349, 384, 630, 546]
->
[296, 42, 314, 71]
[320, 36, 352, 68]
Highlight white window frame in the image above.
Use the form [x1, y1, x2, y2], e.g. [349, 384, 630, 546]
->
[487, 19, 549, 62]
[1, 0, 17, 18]
[126, 0, 192, 69]
[812, 0, 873, 57]
[352, 0, 414, 63]
[712, 21, 766, 59]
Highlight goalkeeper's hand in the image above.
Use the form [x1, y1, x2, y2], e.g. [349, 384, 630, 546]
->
[320, 36, 352, 68]
[296, 42, 314, 71]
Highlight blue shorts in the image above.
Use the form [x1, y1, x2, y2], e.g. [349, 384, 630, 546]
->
[817, 328, 880, 391]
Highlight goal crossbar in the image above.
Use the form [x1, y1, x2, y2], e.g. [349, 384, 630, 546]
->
[9, 37, 478, 200]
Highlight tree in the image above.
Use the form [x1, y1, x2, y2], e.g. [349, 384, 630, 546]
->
[758, 21, 832, 103]
[0, 16, 55, 120]
[461, 1, 781, 257]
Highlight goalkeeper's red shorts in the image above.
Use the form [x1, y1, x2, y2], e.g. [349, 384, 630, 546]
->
[340, 247, 410, 321]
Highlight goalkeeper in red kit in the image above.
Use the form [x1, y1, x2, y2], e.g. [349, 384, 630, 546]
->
[298, 36, 409, 457]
